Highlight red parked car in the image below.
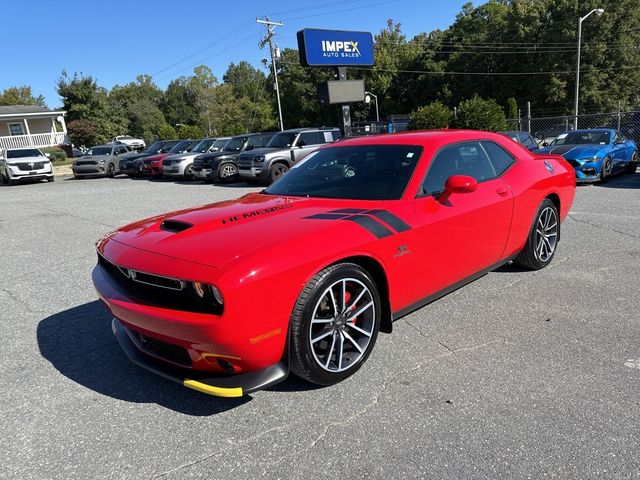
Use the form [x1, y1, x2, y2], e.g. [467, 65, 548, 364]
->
[140, 140, 199, 176]
[93, 131, 575, 397]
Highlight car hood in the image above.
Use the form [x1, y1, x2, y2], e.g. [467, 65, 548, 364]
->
[164, 152, 199, 162]
[105, 193, 387, 268]
[197, 151, 239, 163]
[144, 153, 170, 163]
[536, 144, 608, 160]
[237, 147, 281, 158]
[77, 154, 110, 163]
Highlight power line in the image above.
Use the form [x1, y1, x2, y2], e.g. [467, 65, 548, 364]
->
[151, 19, 254, 78]
[345, 64, 640, 76]
[281, 0, 401, 22]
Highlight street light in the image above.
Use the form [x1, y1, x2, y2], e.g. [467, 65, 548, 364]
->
[574, 8, 604, 129]
[364, 91, 379, 123]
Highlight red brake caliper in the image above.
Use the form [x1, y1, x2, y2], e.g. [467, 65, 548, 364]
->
[344, 290, 357, 324]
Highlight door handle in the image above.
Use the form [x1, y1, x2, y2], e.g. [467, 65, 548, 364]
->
[496, 187, 509, 196]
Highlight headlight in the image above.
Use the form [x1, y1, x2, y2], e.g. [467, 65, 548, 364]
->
[98, 159, 106, 164]
[254, 156, 265, 163]
[191, 282, 223, 305]
[580, 156, 599, 163]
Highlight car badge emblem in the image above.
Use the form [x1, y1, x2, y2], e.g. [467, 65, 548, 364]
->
[29, 162, 33, 169]
[544, 161, 554, 173]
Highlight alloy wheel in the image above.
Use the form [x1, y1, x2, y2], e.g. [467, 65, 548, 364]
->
[535, 206, 558, 262]
[309, 278, 376, 372]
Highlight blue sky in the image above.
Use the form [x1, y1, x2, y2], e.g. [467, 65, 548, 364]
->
[1, 0, 474, 108]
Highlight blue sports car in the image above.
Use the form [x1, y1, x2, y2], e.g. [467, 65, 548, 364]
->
[537, 128, 637, 182]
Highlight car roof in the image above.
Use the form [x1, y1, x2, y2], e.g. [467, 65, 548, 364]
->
[89, 144, 116, 148]
[333, 130, 514, 147]
[570, 128, 613, 133]
[281, 127, 340, 134]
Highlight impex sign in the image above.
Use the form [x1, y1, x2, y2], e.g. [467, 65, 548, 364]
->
[297, 29, 375, 67]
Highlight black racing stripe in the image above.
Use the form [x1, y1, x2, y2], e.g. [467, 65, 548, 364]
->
[329, 208, 368, 214]
[304, 213, 349, 220]
[367, 210, 412, 233]
[346, 215, 394, 239]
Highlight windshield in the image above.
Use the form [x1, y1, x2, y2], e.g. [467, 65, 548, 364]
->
[169, 140, 198, 154]
[145, 141, 165, 154]
[224, 137, 246, 152]
[86, 147, 111, 156]
[551, 131, 610, 146]
[264, 145, 422, 200]
[267, 132, 297, 149]
[212, 138, 228, 150]
[7, 148, 43, 159]
[193, 139, 215, 153]
[158, 140, 179, 153]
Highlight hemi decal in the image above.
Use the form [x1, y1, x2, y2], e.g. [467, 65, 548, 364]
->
[304, 209, 412, 239]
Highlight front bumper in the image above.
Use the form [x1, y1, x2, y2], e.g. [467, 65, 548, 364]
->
[113, 318, 288, 397]
[238, 165, 264, 180]
[194, 168, 213, 180]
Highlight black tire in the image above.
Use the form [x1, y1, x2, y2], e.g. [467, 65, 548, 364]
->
[47, 176, 55, 182]
[0, 171, 7, 185]
[514, 198, 560, 270]
[217, 162, 238, 183]
[290, 263, 381, 386]
[599, 157, 612, 183]
[269, 163, 289, 184]
[184, 163, 194, 180]
[625, 152, 638, 174]
[106, 163, 115, 178]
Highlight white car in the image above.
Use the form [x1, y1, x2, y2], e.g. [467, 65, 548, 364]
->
[162, 137, 229, 179]
[114, 135, 146, 151]
[0, 147, 54, 185]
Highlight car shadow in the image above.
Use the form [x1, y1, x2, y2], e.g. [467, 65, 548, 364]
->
[37, 301, 318, 411]
[37, 301, 250, 415]
[594, 170, 640, 189]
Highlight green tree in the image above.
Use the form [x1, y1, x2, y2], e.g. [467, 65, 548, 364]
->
[409, 101, 453, 130]
[176, 124, 204, 139]
[506, 97, 518, 119]
[0, 86, 46, 107]
[455, 95, 506, 131]
[157, 123, 177, 140]
[56, 72, 126, 143]
[161, 77, 199, 127]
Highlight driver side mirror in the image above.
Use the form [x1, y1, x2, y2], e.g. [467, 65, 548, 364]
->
[615, 138, 625, 144]
[245, 144, 254, 151]
[542, 141, 549, 147]
[438, 175, 478, 202]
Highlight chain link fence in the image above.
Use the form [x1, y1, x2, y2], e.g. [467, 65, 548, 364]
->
[506, 111, 640, 145]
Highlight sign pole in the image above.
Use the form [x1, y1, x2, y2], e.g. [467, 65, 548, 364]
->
[336, 67, 352, 137]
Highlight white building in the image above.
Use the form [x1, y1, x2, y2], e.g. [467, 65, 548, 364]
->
[0, 105, 68, 150]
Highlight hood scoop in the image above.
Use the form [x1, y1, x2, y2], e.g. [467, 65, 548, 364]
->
[160, 219, 193, 233]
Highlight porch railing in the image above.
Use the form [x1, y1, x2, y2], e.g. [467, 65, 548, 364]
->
[0, 132, 67, 150]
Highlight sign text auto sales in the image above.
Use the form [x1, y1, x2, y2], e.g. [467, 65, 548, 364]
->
[221, 204, 294, 225]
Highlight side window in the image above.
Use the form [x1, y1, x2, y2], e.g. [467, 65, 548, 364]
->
[481, 141, 515, 176]
[421, 142, 497, 196]
[298, 132, 324, 147]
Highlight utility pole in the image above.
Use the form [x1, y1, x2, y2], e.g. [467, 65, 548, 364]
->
[257, 16, 284, 131]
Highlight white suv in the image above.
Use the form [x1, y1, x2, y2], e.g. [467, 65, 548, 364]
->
[115, 135, 146, 151]
[0, 147, 54, 185]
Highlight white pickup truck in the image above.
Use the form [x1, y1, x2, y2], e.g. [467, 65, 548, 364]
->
[0, 147, 54, 185]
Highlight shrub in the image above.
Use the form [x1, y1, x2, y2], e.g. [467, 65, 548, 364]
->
[455, 95, 507, 131]
[409, 101, 453, 130]
[40, 146, 67, 162]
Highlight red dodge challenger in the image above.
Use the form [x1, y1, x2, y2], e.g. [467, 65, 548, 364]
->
[93, 131, 575, 397]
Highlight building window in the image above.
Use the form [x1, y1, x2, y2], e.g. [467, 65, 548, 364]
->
[8, 123, 24, 136]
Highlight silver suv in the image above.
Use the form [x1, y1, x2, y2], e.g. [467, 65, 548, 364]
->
[0, 147, 54, 184]
[237, 127, 341, 184]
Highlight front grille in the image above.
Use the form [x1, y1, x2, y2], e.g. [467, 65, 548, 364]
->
[193, 158, 205, 169]
[162, 158, 173, 166]
[76, 160, 96, 166]
[97, 254, 222, 315]
[130, 329, 192, 367]
[17, 162, 45, 170]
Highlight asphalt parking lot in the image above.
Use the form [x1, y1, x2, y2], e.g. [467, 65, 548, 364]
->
[2, 172, 640, 479]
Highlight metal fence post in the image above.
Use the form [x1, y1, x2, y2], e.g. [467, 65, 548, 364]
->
[527, 102, 531, 134]
[518, 109, 522, 130]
